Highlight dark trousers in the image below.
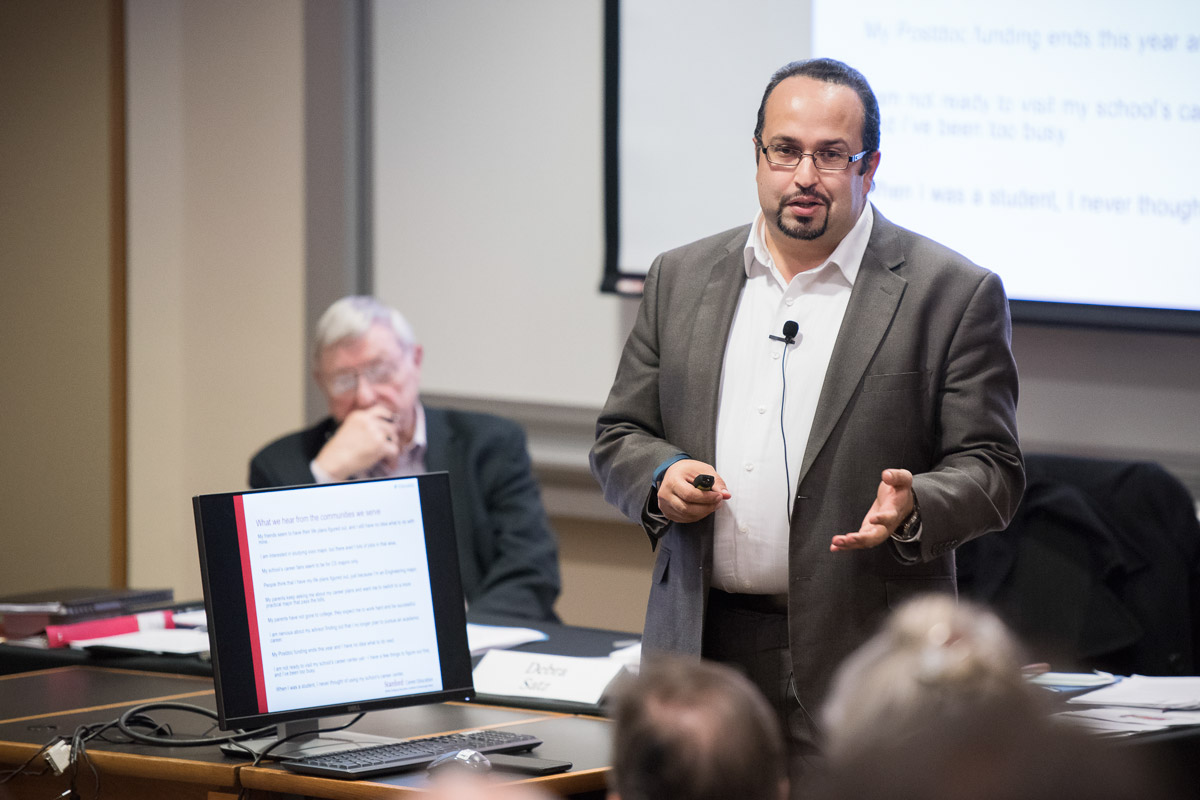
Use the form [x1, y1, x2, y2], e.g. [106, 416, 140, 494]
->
[703, 589, 823, 794]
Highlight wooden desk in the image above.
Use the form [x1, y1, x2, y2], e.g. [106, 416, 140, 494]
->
[0, 667, 612, 799]
[0, 667, 236, 799]
[237, 712, 613, 799]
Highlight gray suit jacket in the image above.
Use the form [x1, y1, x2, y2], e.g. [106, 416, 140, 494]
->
[590, 207, 1024, 713]
[249, 406, 561, 622]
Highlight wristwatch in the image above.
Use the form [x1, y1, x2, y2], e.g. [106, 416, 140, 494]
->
[892, 496, 921, 542]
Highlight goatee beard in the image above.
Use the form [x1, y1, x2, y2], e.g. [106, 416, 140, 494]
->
[775, 203, 827, 241]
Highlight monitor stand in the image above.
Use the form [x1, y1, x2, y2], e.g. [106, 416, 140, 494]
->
[220, 718, 399, 760]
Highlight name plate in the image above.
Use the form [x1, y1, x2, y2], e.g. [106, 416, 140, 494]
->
[472, 649, 626, 705]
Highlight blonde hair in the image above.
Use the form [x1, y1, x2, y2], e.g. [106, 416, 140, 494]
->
[821, 594, 1042, 764]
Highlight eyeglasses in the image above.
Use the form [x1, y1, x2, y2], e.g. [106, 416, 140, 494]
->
[321, 359, 401, 396]
[759, 144, 869, 171]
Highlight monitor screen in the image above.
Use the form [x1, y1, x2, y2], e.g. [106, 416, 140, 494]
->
[193, 473, 475, 738]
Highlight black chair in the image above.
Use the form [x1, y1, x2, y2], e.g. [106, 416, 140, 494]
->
[957, 454, 1200, 676]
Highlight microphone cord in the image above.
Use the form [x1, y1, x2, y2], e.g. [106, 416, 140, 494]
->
[779, 339, 793, 525]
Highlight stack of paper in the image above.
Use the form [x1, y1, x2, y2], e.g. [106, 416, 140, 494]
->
[1067, 675, 1200, 710]
[1054, 675, 1200, 736]
[1056, 707, 1200, 736]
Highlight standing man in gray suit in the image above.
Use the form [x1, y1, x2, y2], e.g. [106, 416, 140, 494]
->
[590, 58, 1024, 771]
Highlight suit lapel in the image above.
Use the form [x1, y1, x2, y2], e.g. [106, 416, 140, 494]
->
[422, 406, 451, 473]
[686, 234, 747, 462]
[798, 210, 907, 485]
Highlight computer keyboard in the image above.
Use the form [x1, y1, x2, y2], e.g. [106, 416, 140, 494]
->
[279, 728, 544, 779]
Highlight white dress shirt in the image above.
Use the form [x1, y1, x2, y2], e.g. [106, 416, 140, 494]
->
[710, 205, 874, 594]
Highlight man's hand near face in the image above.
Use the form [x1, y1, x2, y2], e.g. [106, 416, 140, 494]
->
[313, 404, 402, 480]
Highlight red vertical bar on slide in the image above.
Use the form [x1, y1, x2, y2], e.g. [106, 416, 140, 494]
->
[234, 494, 269, 713]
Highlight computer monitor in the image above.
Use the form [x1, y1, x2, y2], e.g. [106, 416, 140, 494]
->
[192, 473, 475, 759]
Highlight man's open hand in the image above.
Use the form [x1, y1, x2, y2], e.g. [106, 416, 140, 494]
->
[831, 469, 915, 552]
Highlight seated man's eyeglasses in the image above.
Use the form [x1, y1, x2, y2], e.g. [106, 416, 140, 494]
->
[759, 143, 869, 171]
[322, 360, 400, 396]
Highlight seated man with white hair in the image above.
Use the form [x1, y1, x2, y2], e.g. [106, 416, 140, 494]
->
[249, 295, 561, 622]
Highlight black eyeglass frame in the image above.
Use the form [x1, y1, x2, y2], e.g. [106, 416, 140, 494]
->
[758, 143, 870, 171]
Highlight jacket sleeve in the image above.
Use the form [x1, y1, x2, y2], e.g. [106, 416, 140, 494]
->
[247, 426, 324, 489]
[589, 255, 687, 540]
[906, 270, 1025, 561]
[458, 418, 562, 622]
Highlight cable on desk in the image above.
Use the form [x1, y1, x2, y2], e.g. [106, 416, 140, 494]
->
[4, 703, 272, 799]
[114, 702, 273, 747]
[225, 712, 367, 800]
[6, 703, 368, 799]
[0, 740, 54, 784]
[226, 712, 366, 766]
[70, 721, 104, 799]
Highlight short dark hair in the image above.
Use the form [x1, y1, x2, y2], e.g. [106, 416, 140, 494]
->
[754, 58, 880, 172]
[609, 655, 786, 800]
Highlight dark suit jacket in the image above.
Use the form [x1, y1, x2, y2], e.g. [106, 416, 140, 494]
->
[249, 406, 561, 622]
[958, 454, 1200, 676]
[590, 207, 1024, 714]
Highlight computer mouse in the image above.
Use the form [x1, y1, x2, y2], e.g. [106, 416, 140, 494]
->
[426, 748, 493, 776]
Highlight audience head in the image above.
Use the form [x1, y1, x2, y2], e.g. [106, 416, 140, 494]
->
[820, 593, 1041, 764]
[812, 694, 1177, 800]
[312, 295, 423, 425]
[424, 770, 556, 800]
[607, 655, 787, 800]
[814, 593, 1182, 800]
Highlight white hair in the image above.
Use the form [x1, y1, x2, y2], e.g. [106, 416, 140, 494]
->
[821, 594, 1042, 764]
[313, 296, 416, 362]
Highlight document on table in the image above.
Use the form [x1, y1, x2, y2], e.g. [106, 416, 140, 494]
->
[69, 628, 211, 656]
[1055, 707, 1200, 736]
[466, 623, 548, 656]
[609, 641, 641, 670]
[171, 609, 209, 629]
[1067, 675, 1200, 710]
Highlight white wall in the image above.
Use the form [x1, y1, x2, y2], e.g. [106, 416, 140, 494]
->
[371, 0, 631, 409]
[126, 0, 307, 598]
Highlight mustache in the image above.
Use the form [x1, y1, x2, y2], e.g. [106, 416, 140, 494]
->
[782, 189, 829, 205]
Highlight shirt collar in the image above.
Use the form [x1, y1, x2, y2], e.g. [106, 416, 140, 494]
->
[407, 402, 428, 456]
[743, 202, 875, 285]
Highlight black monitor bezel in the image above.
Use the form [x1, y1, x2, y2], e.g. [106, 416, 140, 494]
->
[193, 472, 475, 731]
